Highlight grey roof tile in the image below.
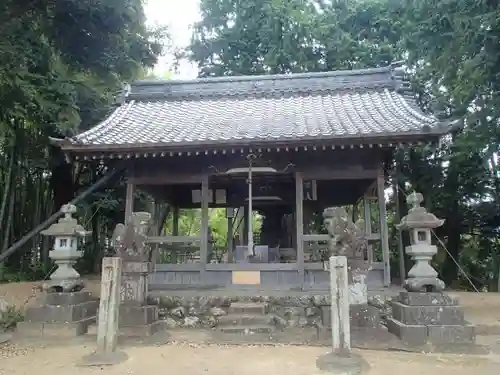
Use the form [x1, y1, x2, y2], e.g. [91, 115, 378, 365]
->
[70, 66, 443, 148]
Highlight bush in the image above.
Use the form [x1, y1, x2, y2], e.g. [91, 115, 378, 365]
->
[0, 305, 24, 331]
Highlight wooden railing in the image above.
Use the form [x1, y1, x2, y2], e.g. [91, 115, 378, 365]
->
[302, 233, 381, 264]
[146, 235, 201, 264]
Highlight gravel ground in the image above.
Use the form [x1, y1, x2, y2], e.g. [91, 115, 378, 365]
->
[1, 281, 500, 375]
[1, 341, 500, 375]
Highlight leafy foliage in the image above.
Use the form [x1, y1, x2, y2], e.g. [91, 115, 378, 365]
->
[189, 0, 500, 290]
[0, 0, 166, 278]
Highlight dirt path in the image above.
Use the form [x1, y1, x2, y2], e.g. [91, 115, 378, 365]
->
[1, 342, 499, 375]
[1, 282, 500, 374]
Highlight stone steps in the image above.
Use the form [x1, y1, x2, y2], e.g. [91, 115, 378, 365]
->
[219, 324, 274, 334]
[218, 313, 273, 326]
[219, 302, 273, 335]
[228, 302, 268, 315]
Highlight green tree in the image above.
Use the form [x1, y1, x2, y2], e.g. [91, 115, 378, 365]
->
[0, 0, 166, 277]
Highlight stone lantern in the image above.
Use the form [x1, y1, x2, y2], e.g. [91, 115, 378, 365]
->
[396, 192, 445, 292]
[41, 204, 90, 292]
[18, 204, 98, 340]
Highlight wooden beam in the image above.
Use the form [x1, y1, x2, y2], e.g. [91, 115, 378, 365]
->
[129, 173, 205, 185]
[377, 171, 391, 287]
[200, 176, 209, 280]
[301, 167, 378, 181]
[295, 172, 305, 289]
[146, 236, 201, 244]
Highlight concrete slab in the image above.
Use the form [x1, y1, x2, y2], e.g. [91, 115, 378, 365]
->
[77, 350, 128, 366]
[0, 332, 11, 344]
[316, 351, 369, 375]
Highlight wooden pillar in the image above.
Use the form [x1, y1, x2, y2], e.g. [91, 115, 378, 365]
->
[227, 208, 234, 262]
[172, 206, 180, 236]
[243, 205, 249, 244]
[200, 176, 209, 279]
[295, 172, 304, 288]
[363, 194, 373, 264]
[394, 172, 406, 285]
[377, 172, 391, 287]
[124, 181, 135, 223]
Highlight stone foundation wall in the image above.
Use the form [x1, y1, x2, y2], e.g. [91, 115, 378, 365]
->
[148, 293, 393, 329]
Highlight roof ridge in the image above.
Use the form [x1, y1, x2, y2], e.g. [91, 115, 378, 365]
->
[123, 65, 401, 102]
[134, 65, 393, 87]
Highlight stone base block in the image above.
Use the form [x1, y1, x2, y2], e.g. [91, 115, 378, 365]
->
[16, 317, 95, 339]
[25, 300, 99, 323]
[321, 304, 381, 328]
[119, 305, 158, 327]
[398, 292, 458, 306]
[386, 318, 427, 346]
[387, 318, 476, 347]
[427, 324, 475, 345]
[119, 320, 165, 337]
[116, 304, 164, 337]
[392, 301, 464, 325]
[350, 305, 381, 328]
[44, 291, 95, 306]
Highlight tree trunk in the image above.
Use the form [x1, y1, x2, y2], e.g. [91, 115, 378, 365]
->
[441, 221, 461, 287]
[49, 146, 74, 210]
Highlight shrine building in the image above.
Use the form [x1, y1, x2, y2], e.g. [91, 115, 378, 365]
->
[52, 64, 450, 292]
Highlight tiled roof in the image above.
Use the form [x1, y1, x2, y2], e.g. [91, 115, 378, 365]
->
[63, 65, 448, 150]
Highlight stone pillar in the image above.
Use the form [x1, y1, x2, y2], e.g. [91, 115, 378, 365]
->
[111, 212, 165, 338]
[316, 255, 369, 374]
[387, 192, 476, 348]
[79, 257, 128, 366]
[329, 256, 351, 351]
[17, 204, 98, 339]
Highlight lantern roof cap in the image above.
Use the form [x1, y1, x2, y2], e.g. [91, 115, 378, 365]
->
[41, 204, 90, 237]
[396, 192, 445, 230]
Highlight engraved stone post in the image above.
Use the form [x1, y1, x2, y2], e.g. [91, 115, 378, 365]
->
[396, 192, 445, 292]
[119, 211, 152, 305]
[79, 257, 128, 366]
[329, 256, 350, 352]
[111, 212, 165, 338]
[97, 258, 121, 353]
[316, 255, 369, 374]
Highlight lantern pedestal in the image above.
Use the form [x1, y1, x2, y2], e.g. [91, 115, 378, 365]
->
[17, 291, 98, 339]
[386, 291, 475, 348]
